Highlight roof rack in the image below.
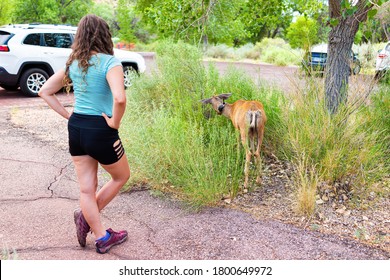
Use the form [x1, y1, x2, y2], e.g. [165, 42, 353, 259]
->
[1, 23, 77, 31]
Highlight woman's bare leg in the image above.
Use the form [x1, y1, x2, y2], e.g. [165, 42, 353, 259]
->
[72, 155, 106, 239]
[97, 154, 130, 210]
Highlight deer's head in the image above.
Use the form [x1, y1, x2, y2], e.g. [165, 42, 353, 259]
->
[200, 93, 232, 114]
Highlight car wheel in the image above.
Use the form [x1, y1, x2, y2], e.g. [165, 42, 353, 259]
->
[0, 84, 19, 91]
[20, 68, 49, 97]
[123, 66, 138, 88]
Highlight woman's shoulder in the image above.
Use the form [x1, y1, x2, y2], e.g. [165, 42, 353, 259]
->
[95, 53, 121, 71]
[96, 53, 121, 64]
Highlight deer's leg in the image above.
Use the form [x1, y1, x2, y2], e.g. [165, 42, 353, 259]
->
[255, 127, 265, 184]
[235, 130, 241, 157]
[244, 149, 251, 190]
[241, 129, 251, 190]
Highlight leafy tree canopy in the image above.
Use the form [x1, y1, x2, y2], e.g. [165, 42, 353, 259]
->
[12, 0, 92, 25]
[286, 16, 319, 50]
[135, 0, 248, 45]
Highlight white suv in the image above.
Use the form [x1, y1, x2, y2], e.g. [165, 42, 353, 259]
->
[375, 41, 390, 79]
[0, 24, 146, 96]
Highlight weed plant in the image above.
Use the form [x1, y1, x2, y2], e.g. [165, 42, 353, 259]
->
[284, 76, 389, 215]
[1, 242, 17, 260]
[122, 41, 284, 206]
[122, 41, 389, 212]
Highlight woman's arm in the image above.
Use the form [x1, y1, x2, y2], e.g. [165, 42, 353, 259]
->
[38, 69, 71, 120]
[102, 65, 126, 130]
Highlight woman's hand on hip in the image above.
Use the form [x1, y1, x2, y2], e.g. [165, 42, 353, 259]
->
[102, 113, 120, 130]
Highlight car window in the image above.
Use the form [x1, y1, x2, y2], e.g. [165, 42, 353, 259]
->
[23, 33, 41, 46]
[43, 33, 72, 48]
[385, 43, 390, 52]
[0, 31, 12, 44]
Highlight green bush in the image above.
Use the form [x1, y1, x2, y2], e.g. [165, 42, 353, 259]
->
[122, 41, 284, 206]
[122, 41, 389, 211]
[286, 16, 320, 50]
[281, 79, 389, 214]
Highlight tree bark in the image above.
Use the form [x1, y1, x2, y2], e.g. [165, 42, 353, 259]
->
[325, 0, 373, 114]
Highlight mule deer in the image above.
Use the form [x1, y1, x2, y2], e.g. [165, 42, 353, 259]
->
[201, 93, 266, 190]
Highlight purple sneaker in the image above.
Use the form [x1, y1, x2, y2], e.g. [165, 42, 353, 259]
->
[95, 228, 128, 254]
[73, 209, 90, 247]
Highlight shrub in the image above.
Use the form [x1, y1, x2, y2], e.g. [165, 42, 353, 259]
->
[122, 41, 284, 206]
[281, 78, 389, 214]
[122, 41, 389, 213]
[286, 16, 320, 50]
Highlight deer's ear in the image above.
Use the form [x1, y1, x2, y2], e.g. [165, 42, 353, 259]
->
[219, 93, 232, 100]
[200, 98, 212, 104]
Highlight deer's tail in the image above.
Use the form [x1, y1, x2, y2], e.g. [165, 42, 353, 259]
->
[248, 110, 262, 129]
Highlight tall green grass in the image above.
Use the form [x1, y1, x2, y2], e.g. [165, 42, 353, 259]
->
[122, 41, 389, 212]
[121, 41, 283, 206]
[283, 79, 389, 215]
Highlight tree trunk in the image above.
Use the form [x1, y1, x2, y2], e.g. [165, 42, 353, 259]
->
[325, 18, 358, 114]
[325, 0, 372, 114]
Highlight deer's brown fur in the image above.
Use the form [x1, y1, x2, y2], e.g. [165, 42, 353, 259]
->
[201, 93, 266, 190]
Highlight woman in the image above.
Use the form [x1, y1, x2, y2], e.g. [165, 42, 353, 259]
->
[39, 14, 130, 254]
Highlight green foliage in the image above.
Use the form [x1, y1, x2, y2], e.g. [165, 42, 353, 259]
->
[204, 39, 303, 66]
[11, 0, 92, 25]
[238, 0, 291, 43]
[121, 41, 284, 205]
[135, 0, 248, 46]
[117, 0, 137, 43]
[0, 0, 14, 25]
[281, 78, 389, 190]
[286, 16, 320, 50]
[257, 38, 304, 66]
[89, 2, 116, 35]
[122, 41, 388, 211]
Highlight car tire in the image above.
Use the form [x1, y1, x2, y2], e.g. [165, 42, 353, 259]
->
[20, 68, 49, 97]
[123, 66, 138, 89]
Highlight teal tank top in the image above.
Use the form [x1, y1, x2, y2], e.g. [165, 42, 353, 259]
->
[69, 53, 122, 117]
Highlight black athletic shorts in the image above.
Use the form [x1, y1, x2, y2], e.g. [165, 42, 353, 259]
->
[68, 113, 125, 165]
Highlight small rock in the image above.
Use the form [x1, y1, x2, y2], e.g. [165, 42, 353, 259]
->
[363, 216, 369, 221]
[336, 206, 347, 215]
[336, 208, 345, 215]
[224, 199, 232, 204]
[316, 199, 324, 205]
[344, 210, 351, 217]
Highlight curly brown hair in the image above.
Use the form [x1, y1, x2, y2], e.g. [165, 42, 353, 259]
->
[64, 14, 114, 92]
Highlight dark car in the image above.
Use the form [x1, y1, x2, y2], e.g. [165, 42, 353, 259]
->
[303, 44, 361, 76]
